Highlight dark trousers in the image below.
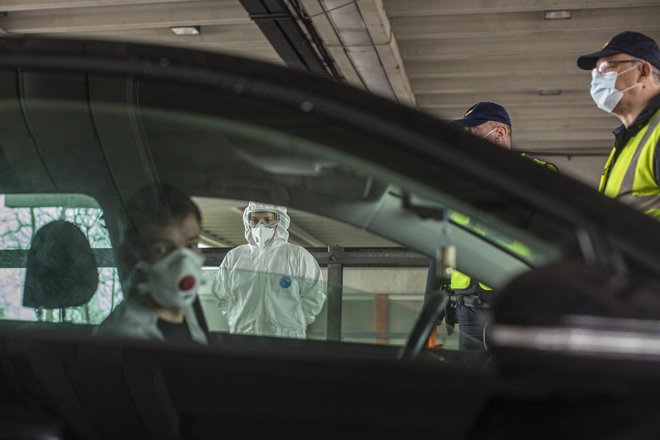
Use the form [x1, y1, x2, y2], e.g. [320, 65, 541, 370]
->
[456, 305, 485, 350]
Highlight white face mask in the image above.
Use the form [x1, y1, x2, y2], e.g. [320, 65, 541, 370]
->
[136, 247, 205, 309]
[251, 224, 276, 248]
[590, 65, 641, 113]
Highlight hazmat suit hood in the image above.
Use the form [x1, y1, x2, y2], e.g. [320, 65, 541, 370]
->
[243, 201, 290, 247]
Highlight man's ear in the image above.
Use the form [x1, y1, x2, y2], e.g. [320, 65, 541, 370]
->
[639, 61, 653, 80]
[496, 124, 508, 140]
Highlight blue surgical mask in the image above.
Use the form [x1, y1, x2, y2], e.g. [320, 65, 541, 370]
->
[590, 65, 641, 113]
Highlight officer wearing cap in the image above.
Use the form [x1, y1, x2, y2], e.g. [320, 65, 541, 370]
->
[577, 31, 660, 219]
[453, 102, 558, 171]
[453, 101, 514, 150]
[425, 102, 556, 350]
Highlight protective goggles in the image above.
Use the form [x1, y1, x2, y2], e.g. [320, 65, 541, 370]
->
[248, 212, 279, 228]
[593, 59, 641, 75]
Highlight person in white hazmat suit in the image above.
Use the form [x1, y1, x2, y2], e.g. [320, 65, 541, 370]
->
[213, 202, 326, 338]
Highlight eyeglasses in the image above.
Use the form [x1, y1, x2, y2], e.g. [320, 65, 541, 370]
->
[594, 59, 641, 74]
[249, 213, 278, 227]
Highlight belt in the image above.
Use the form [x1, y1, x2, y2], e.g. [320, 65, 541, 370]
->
[450, 293, 491, 309]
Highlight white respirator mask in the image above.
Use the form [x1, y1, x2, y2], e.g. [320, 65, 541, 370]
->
[135, 247, 205, 309]
[251, 224, 276, 248]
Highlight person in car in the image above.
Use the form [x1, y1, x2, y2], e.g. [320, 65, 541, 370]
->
[97, 184, 207, 343]
[425, 102, 556, 350]
[577, 31, 660, 219]
[212, 201, 325, 338]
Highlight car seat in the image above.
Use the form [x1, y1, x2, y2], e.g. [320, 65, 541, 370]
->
[22, 220, 98, 321]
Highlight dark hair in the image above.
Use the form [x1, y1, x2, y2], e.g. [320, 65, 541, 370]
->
[119, 183, 201, 261]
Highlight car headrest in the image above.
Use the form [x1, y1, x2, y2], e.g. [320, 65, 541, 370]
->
[23, 221, 98, 309]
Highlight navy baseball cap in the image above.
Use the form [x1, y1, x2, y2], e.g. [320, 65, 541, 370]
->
[452, 102, 511, 128]
[577, 31, 660, 70]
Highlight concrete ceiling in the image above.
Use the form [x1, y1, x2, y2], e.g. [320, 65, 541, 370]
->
[1, 0, 657, 185]
[0, 0, 657, 247]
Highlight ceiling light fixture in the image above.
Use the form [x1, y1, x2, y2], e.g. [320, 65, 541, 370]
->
[544, 10, 572, 20]
[170, 26, 201, 36]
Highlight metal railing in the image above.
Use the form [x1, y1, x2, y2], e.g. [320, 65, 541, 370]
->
[203, 246, 430, 342]
[0, 246, 430, 342]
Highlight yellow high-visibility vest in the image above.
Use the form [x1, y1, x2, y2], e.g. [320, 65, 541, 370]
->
[450, 270, 492, 291]
[599, 109, 660, 220]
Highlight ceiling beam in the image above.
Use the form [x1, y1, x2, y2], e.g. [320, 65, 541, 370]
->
[0, 1, 251, 34]
[384, 0, 660, 17]
[397, 29, 660, 61]
[239, 0, 336, 77]
[58, 23, 269, 46]
[301, 0, 415, 104]
[300, 0, 365, 87]
[352, 0, 415, 105]
[405, 54, 581, 79]
[55, 24, 282, 62]
[200, 231, 234, 248]
[68, 37, 282, 63]
[518, 117, 616, 132]
[515, 129, 612, 143]
[420, 95, 594, 107]
[0, 0, 198, 12]
[287, 219, 325, 247]
[411, 73, 586, 94]
[518, 140, 612, 154]
[389, 6, 660, 41]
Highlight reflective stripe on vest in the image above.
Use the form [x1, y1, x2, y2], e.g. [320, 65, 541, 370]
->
[521, 153, 559, 173]
[450, 269, 491, 292]
[599, 109, 660, 219]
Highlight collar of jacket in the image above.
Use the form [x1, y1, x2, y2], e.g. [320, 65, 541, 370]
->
[613, 92, 660, 147]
